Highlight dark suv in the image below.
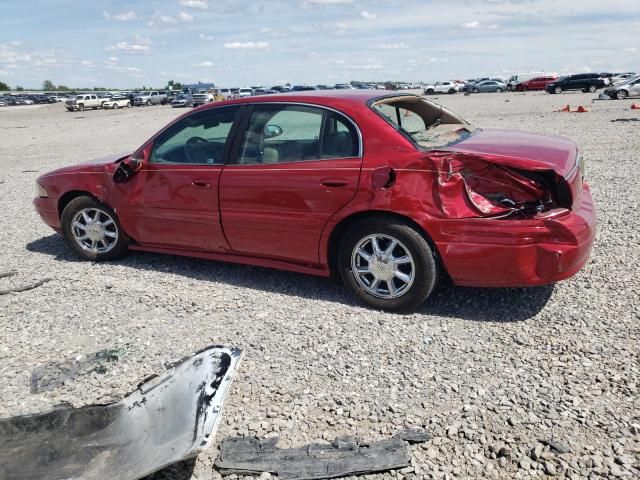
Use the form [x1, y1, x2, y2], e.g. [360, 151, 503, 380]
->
[546, 74, 605, 94]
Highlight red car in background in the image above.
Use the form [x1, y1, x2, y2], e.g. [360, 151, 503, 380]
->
[34, 91, 595, 311]
[515, 76, 558, 91]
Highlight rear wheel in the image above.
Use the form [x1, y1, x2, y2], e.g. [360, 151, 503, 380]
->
[61, 196, 128, 261]
[472, 88, 479, 93]
[554, 87, 562, 94]
[588, 85, 597, 93]
[496, 88, 503, 93]
[448, 89, 456, 94]
[338, 218, 437, 311]
[425, 89, 434, 95]
[113, 103, 119, 109]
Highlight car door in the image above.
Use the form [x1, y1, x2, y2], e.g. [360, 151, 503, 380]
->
[628, 78, 640, 96]
[219, 103, 362, 265]
[114, 106, 241, 252]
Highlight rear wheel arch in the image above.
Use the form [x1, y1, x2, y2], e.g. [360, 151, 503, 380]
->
[326, 211, 442, 276]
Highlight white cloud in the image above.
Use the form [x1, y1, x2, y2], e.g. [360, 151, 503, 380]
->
[224, 41, 269, 50]
[179, 11, 194, 22]
[462, 20, 499, 29]
[180, 0, 208, 9]
[305, 0, 353, 4]
[198, 33, 215, 40]
[108, 56, 119, 62]
[370, 42, 409, 50]
[106, 37, 152, 53]
[360, 11, 377, 21]
[193, 61, 213, 67]
[103, 10, 137, 21]
[623, 47, 637, 53]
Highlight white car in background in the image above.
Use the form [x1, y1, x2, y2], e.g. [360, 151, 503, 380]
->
[423, 81, 460, 95]
[102, 97, 131, 109]
[238, 88, 254, 97]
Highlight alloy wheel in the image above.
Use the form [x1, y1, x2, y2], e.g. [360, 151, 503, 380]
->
[351, 234, 416, 299]
[70, 208, 119, 254]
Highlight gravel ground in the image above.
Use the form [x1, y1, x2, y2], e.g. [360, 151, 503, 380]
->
[0, 93, 638, 480]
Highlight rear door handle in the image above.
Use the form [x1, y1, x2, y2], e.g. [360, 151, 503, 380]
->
[192, 180, 211, 189]
[321, 178, 348, 188]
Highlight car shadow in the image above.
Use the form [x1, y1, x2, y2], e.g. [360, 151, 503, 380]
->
[141, 458, 195, 480]
[26, 234, 553, 322]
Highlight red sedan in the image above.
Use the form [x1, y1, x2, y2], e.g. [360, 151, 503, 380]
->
[515, 76, 558, 91]
[34, 91, 596, 311]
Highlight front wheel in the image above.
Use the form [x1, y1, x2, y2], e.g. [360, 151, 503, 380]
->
[554, 87, 562, 94]
[588, 85, 597, 93]
[425, 89, 434, 95]
[113, 103, 119, 109]
[78, 104, 85, 111]
[61, 196, 128, 261]
[338, 219, 437, 311]
[496, 88, 503, 93]
[146, 100, 151, 106]
[616, 90, 628, 100]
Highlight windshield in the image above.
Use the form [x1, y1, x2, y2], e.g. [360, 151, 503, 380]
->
[371, 95, 477, 149]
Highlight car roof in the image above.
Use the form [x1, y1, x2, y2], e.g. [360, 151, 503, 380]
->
[198, 89, 396, 110]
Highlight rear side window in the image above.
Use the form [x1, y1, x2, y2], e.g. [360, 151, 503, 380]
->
[234, 104, 359, 164]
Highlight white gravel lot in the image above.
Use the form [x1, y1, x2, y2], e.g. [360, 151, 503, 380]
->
[0, 92, 638, 480]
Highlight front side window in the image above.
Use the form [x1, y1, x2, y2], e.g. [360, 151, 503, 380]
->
[234, 104, 358, 164]
[150, 107, 239, 165]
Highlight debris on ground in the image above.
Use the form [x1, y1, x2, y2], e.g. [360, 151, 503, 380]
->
[215, 428, 430, 480]
[611, 117, 639, 122]
[0, 272, 51, 295]
[0, 346, 243, 480]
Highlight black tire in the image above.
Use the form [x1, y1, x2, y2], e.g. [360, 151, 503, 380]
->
[448, 89, 456, 94]
[616, 90, 628, 100]
[425, 89, 434, 95]
[554, 87, 562, 94]
[146, 99, 151, 106]
[496, 88, 503, 93]
[127, 102, 132, 107]
[78, 104, 84, 111]
[113, 103, 119, 109]
[472, 88, 479, 93]
[588, 85, 597, 93]
[338, 218, 437, 311]
[61, 196, 128, 261]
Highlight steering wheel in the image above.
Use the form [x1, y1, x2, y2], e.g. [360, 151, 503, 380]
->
[185, 136, 210, 164]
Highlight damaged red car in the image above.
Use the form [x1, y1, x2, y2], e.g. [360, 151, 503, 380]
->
[34, 91, 596, 311]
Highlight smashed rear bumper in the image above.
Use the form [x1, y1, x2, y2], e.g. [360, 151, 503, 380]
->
[0, 345, 243, 480]
[429, 183, 596, 287]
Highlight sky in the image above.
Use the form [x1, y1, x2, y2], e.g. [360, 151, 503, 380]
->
[0, 0, 638, 89]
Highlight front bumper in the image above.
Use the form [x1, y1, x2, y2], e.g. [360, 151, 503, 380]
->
[429, 183, 596, 287]
[33, 196, 61, 232]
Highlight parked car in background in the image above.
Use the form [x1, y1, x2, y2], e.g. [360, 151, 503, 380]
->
[600, 74, 640, 100]
[515, 75, 558, 91]
[467, 80, 507, 93]
[546, 74, 606, 94]
[507, 72, 546, 91]
[171, 94, 194, 108]
[217, 88, 233, 99]
[33, 91, 595, 312]
[191, 92, 211, 107]
[102, 96, 132, 109]
[238, 88, 254, 97]
[291, 85, 317, 91]
[65, 94, 104, 111]
[133, 91, 166, 106]
[423, 81, 459, 95]
[610, 72, 636, 84]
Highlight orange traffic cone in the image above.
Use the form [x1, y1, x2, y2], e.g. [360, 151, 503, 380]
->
[556, 104, 571, 112]
[575, 106, 589, 113]
[631, 103, 640, 110]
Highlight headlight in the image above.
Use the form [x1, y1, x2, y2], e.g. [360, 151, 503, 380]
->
[36, 183, 48, 198]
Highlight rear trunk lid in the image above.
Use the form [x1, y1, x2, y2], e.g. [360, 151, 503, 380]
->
[445, 129, 579, 178]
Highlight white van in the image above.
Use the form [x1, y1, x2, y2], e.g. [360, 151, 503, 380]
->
[507, 72, 546, 91]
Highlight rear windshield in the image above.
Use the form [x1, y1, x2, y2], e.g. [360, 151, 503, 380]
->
[371, 95, 477, 149]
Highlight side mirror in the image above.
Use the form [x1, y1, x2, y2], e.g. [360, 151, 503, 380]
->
[113, 143, 150, 183]
[263, 124, 283, 139]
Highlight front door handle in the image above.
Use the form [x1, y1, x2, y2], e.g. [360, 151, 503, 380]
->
[321, 178, 348, 188]
[192, 180, 211, 189]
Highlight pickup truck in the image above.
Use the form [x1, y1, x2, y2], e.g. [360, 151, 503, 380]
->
[65, 94, 105, 111]
[133, 91, 166, 106]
